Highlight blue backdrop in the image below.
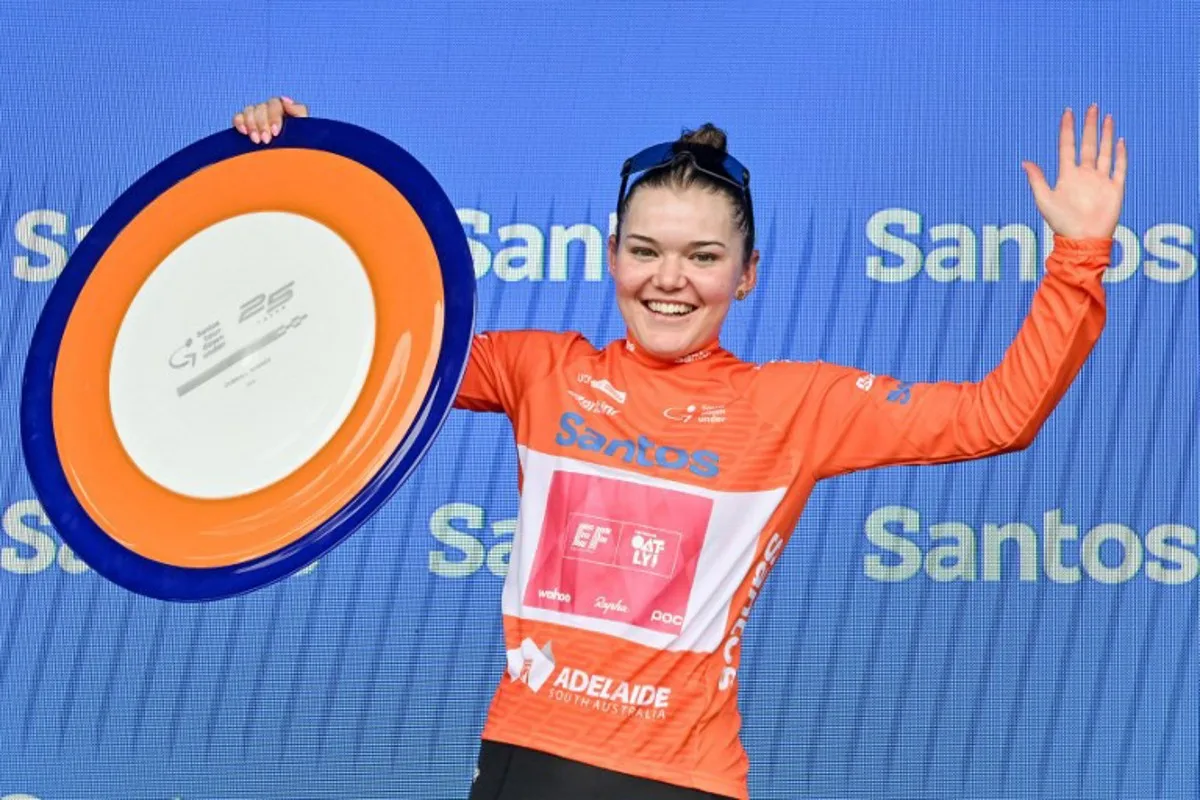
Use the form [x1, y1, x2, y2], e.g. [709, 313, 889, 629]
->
[0, 2, 1195, 798]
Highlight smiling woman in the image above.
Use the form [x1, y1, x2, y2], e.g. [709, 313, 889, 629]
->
[607, 125, 758, 362]
[232, 98, 1126, 800]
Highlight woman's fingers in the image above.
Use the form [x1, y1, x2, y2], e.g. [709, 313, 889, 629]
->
[281, 96, 309, 118]
[243, 104, 261, 143]
[266, 97, 284, 139]
[231, 97, 308, 144]
[1022, 160, 1053, 213]
[1096, 113, 1114, 175]
[254, 103, 270, 144]
[1113, 136, 1128, 191]
[1058, 107, 1076, 171]
[1079, 104, 1099, 167]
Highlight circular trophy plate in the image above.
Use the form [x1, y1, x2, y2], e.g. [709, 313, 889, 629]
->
[20, 117, 475, 602]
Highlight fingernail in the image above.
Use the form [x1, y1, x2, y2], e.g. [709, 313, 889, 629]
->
[250, 131, 260, 143]
[281, 96, 293, 104]
[271, 123, 281, 136]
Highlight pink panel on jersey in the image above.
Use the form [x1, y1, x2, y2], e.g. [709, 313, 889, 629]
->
[524, 470, 713, 634]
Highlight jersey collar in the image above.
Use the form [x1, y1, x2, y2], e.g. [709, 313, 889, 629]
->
[620, 332, 727, 370]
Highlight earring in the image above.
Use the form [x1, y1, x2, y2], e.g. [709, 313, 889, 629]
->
[736, 289, 747, 301]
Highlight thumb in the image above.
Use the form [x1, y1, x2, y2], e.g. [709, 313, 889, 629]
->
[281, 96, 309, 118]
[1022, 160, 1052, 210]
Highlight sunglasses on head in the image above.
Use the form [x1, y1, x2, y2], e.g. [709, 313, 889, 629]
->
[617, 141, 754, 240]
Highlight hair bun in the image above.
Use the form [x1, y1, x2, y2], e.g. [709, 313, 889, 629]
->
[678, 123, 728, 153]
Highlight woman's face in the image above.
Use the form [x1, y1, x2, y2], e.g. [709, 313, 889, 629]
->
[608, 184, 758, 361]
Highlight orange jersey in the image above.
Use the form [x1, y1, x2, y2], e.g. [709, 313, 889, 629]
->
[452, 236, 1110, 799]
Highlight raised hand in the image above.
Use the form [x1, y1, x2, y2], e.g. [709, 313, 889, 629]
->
[1022, 105, 1127, 240]
[232, 96, 309, 145]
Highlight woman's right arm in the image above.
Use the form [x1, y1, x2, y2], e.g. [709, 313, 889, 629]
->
[454, 332, 523, 414]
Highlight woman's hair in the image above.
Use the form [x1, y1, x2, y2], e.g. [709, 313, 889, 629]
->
[617, 123, 755, 259]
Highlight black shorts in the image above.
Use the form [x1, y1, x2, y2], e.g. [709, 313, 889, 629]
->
[467, 740, 737, 800]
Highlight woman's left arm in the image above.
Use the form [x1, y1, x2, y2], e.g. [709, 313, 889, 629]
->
[806, 105, 1127, 480]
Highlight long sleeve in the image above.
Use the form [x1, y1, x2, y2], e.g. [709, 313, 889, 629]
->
[453, 329, 584, 418]
[805, 235, 1110, 481]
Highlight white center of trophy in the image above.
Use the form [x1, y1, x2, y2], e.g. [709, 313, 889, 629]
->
[109, 211, 376, 500]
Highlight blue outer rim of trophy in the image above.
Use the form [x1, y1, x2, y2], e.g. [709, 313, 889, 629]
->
[19, 117, 476, 602]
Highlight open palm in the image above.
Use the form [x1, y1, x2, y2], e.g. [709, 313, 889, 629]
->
[1022, 105, 1127, 240]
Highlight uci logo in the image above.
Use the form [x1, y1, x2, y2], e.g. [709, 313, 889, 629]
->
[554, 412, 719, 478]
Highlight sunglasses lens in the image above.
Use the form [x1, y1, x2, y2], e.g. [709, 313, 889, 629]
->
[618, 142, 752, 241]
